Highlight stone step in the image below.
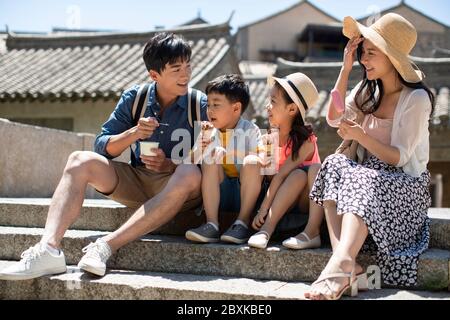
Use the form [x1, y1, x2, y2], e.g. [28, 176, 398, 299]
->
[0, 198, 204, 236]
[0, 226, 448, 291]
[429, 208, 450, 250]
[0, 198, 449, 249]
[0, 261, 448, 300]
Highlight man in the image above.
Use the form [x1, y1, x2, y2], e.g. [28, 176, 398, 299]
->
[0, 32, 207, 279]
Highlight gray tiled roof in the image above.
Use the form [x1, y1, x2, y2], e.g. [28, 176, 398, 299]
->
[240, 61, 276, 123]
[246, 77, 270, 118]
[239, 61, 277, 77]
[0, 23, 232, 102]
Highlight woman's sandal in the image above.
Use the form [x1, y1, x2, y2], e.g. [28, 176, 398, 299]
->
[356, 272, 369, 291]
[306, 268, 358, 300]
[248, 231, 270, 249]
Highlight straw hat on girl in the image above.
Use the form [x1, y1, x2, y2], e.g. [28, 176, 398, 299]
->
[268, 72, 319, 122]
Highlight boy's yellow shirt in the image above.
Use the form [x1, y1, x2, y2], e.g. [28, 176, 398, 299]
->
[218, 130, 239, 178]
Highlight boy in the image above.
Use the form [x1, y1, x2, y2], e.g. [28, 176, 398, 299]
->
[185, 74, 263, 244]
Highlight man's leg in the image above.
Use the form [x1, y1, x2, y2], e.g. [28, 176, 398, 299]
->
[0, 151, 118, 280]
[101, 164, 201, 252]
[42, 151, 119, 249]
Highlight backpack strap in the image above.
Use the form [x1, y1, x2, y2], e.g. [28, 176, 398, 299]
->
[188, 88, 204, 215]
[130, 83, 151, 167]
[188, 88, 202, 147]
[132, 83, 151, 126]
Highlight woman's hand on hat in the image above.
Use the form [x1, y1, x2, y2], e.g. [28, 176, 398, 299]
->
[343, 37, 364, 73]
[338, 118, 366, 141]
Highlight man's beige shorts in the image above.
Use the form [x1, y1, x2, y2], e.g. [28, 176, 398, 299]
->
[100, 161, 202, 211]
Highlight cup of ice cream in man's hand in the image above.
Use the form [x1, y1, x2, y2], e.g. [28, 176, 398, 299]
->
[140, 141, 160, 156]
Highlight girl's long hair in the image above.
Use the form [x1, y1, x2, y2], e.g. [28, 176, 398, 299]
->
[275, 82, 313, 161]
[354, 42, 435, 115]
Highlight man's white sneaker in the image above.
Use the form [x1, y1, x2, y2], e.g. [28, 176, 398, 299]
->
[0, 243, 66, 280]
[77, 238, 112, 276]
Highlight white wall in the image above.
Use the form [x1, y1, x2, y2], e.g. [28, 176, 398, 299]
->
[0, 118, 129, 198]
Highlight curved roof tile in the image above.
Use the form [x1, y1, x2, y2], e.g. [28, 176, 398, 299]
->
[0, 23, 232, 102]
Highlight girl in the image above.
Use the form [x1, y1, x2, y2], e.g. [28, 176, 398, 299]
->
[247, 72, 325, 250]
[306, 13, 435, 300]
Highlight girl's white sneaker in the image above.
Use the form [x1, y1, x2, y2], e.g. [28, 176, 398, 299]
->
[247, 231, 270, 249]
[282, 232, 321, 250]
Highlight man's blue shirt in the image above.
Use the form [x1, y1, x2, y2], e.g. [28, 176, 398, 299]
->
[94, 82, 208, 166]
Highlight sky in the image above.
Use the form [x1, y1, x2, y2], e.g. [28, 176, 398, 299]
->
[0, 0, 449, 34]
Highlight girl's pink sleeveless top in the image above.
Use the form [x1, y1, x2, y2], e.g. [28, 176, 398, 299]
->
[278, 134, 321, 169]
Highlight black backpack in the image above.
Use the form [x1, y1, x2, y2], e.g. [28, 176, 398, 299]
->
[129, 83, 202, 167]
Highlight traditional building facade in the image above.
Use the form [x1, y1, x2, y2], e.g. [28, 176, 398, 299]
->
[236, 0, 339, 62]
[236, 0, 449, 62]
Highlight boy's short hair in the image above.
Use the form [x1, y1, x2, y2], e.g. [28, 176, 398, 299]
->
[142, 33, 191, 73]
[205, 74, 250, 114]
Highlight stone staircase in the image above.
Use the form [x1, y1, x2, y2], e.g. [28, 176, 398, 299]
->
[0, 198, 449, 300]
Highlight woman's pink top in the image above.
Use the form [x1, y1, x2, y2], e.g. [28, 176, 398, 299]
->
[277, 134, 321, 169]
[364, 114, 393, 145]
[363, 114, 393, 158]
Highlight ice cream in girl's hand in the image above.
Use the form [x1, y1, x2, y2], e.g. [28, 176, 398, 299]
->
[330, 89, 345, 113]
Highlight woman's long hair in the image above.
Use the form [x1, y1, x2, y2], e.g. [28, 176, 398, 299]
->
[354, 42, 435, 115]
[275, 82, 313, 161]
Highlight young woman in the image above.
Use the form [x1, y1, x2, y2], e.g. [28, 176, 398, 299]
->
[306, 13, 435, 300]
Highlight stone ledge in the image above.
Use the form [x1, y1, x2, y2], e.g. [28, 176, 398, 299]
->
[0, 261, 449, 300]
[0, 227, 448, 291]
[0, 199, 448, 248]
